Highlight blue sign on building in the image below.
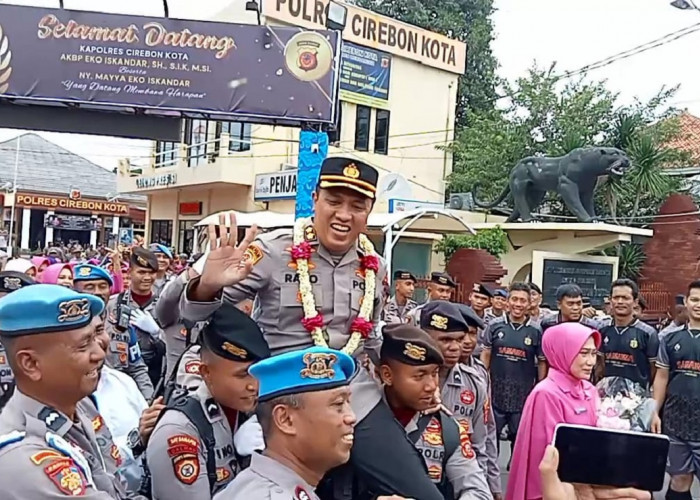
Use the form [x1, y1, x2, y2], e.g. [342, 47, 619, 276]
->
[339, 42, 392, 109]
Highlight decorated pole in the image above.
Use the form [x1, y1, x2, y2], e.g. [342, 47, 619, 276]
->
[295, 129, 329, 219]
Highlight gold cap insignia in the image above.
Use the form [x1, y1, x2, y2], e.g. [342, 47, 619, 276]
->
[136, 256, 149, 268]
[472, 283, 480, 292]
[79, 267, 92, 277]
[301, 352, 337, 379]
[3, 277, 21, 290]
[343, 164, 360, 179]
[221, 342, 248, 359]
[57, 298, 90, 323]
[403, 342, 427, 361]
[439, 277, 448, 284]
[430, 314, 449, 330]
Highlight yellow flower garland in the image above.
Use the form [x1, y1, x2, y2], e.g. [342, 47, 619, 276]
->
[293, 217, 377, 355]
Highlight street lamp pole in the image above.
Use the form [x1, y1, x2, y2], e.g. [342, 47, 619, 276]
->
[7, 135, 20, 255]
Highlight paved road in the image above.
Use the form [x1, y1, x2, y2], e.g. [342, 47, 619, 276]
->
[494, 441, 700, 499]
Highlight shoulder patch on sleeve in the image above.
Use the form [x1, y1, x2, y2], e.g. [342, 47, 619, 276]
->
[167, 434, 199, 457]
[422, 417, 443, 446]
[184, 360, 201, 375]
[242, 244, 263, 266]
[44, 457, 88, 496]
[172, 453, 200, 485]
[458, 422, 476, 459]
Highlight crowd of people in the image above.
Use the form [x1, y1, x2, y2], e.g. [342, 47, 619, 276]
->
[0, 155, 689, 499]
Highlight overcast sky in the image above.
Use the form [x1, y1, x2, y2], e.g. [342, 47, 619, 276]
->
[0, 0, 699, 170]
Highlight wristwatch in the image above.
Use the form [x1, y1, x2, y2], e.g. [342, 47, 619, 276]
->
[127, 428, 146, 458]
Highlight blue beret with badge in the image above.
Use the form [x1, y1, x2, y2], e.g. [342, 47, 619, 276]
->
[0, 284, 104, 337]
[73, 264, 114, 287]
[250, 346, 356, 402]
[420, 300, 468, 332]
[149, 243, 173, 260]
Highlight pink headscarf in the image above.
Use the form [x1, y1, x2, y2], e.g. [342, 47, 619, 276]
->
[31, 256, 50, 271]
[40, 263, 73, 286]
[506, 323, 602, 500]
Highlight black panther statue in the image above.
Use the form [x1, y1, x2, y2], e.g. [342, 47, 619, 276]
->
[472, 147, 631, 223]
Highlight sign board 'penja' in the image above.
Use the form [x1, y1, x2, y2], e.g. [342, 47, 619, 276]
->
[0, 4, 340, 125]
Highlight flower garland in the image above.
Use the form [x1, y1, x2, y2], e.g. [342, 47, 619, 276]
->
[292, 217, 378, 355]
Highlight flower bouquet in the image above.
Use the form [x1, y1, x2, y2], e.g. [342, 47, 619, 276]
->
[595, 377, 656, 432]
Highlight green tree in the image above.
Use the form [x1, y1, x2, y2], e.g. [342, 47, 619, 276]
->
[434, 226, 508, 261]
[447, 65, 688, 223]
[356, 0, 498, 122]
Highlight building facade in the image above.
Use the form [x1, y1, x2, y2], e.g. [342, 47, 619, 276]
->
[116, 0, 466, 261]
[0, 134, 146, 251]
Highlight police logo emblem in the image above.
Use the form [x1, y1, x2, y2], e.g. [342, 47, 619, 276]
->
[460, 390, 475, 405]
[284, 32, 333, 82]
[403, 342, 427, 362]
[423, 419, 443, 446]
[173, 454, 199, 485]
[524, 337, 532, 346]
[439, 276, 448, 284]
[221, 342, 247, 359]
[301, 352, 337, 379]
[630, 339, 638, 349]
[3, 277, 21, 290]
[79, 267, 92, 277]
[472, 283, 480, 292]
[429, 314, 448, 330]
[343, 164, 360, 179]
[216, 467, 231, 482]
[295, 486, 313, 500]
[428, 464, 442, 480]
[185, 361, 201, 375]
[57, 299, 90, 323]
[242, 244, 263, 266]
[136, 255, 149, 268]
[45, 458, 87, 496]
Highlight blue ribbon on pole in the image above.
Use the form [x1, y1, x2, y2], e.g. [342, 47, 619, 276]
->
[295, 130, 329, 219]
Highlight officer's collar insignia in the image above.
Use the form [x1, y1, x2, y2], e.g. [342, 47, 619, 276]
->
[430, 314, 448, 330]
[342, 164, 360, 179]
[304, 225, 317, 242]
[3, 277, 21, 290]
[439, 277, 448, 284]
[403, 342, 426, 362]
[57, 299, 90, 323]
[221, 342, 247, 359]
[204, 398, 220, 419]
[79, 267, 92, 277]
[301, 352, 337, 379]
[453, 370, 461, 383]
[294, 485, 313, 500]
[38, 407, 68, 432]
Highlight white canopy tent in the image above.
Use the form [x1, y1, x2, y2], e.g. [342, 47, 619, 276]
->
[192, 208, 475, 271]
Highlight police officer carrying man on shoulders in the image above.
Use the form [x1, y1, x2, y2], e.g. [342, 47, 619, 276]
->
[106, 248, 163, 396]
[420, 301, 502, 499]
[0, 270, 35, 409]
[0, 284, 146, 499]
[146, 303, 270, 499]
[180, 157, 448, 500]
[377, 324, 491, 500]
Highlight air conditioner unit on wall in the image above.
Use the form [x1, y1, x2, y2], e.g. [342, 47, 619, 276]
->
[449, 193, 475, 210]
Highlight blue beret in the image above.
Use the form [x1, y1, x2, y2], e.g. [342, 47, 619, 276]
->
[420, 300, 468, 332]
[494, 289, 508, 298]
[0, 284, 104, 337]
[73, 265, 114, 287]
[150, 244, 173, 259]
[250, 346, 356, 402]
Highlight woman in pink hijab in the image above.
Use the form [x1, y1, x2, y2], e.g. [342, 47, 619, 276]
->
[40, 263, 74, 288]
[30, 256, 50, 280]
[506, 322, 601, 500]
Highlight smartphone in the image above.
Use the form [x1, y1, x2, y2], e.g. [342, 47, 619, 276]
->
[553, 424, 669, 491]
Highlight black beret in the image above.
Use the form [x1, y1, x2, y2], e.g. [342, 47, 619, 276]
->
[318, 157, 379, 199]
[420, 301, 468, 332]
[470, 283, 493, 298]
[0, 271, 35, 294]
[529, 282, 542, 295]
[200, 303, 270, 363]
[456, 303, 485, 330]
[380, 324, 444, 366]
[431, 271, 456, 287]
[130, 247, 159, 272]
[393, 270, 417, 282]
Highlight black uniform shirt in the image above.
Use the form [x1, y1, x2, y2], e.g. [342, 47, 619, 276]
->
[599, 319, 659, 387]
[657, 326, 700, 441]
[540, 313, 601, 333]
[483, 317, 544, 412]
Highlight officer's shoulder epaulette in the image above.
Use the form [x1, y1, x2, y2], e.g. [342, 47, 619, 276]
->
[257, 228, 292, 244]
[0, 430, 25, 452]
